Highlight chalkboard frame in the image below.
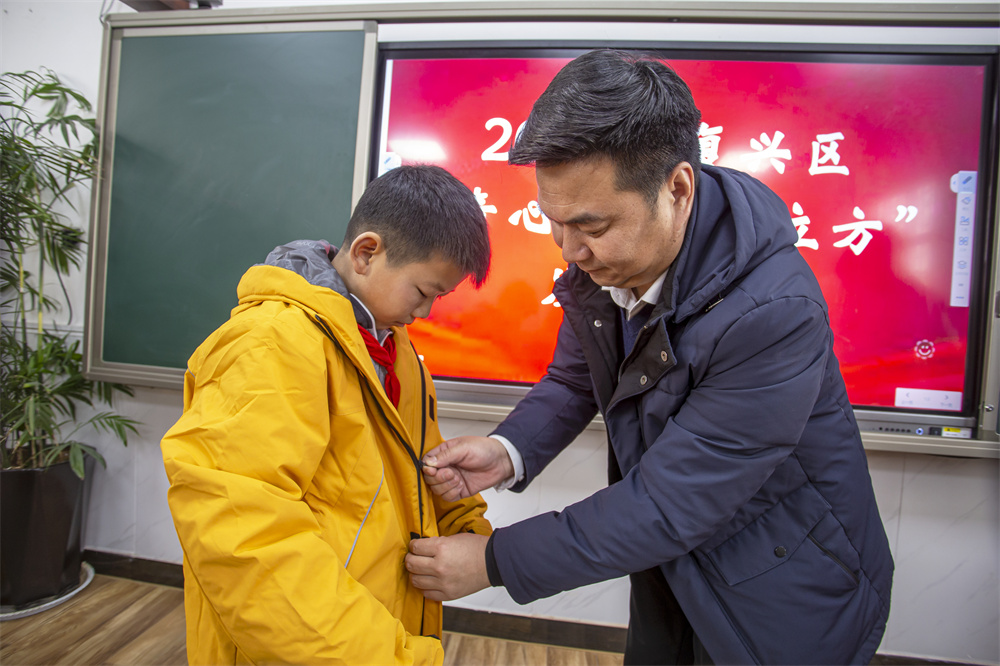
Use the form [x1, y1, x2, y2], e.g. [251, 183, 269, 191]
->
[84, 18, 378, 388]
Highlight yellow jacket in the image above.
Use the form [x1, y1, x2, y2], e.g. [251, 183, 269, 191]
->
[161, 265, 491, 665]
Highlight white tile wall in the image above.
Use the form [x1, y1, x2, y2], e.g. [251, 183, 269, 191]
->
[80, 386, 183, 562]
[880, 454, 1000, 663]
[436, 420, 631, 626]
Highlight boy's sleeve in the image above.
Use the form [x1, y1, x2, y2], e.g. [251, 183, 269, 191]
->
[432, 490, 493, 537]
[161, 316, 442, 666]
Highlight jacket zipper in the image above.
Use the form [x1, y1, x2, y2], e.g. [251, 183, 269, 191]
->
[807, 534, 860, 585]
[413, 343, 429, 529]
[412, 342, 430, 636]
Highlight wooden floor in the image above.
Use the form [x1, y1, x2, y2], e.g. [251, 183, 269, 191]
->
[0, 575, 623, 666]
[442, 633, 622, 666]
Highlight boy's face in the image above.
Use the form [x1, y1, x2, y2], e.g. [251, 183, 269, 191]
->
[348, 236, 466, 329]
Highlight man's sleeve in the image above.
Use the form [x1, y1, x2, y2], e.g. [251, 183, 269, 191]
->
[491, 316, 600, 490]
[161, 316, 442, 665]
[489, 435, 525, 490]
[491, 297, 831, 603]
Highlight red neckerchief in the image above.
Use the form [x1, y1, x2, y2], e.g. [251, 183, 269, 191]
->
[357, 325, 400, 408]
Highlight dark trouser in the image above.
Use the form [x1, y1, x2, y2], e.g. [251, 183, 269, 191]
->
[624, 567, 713, 666]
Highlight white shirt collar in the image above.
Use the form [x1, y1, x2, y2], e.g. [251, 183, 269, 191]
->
[604, 270, 669, 320]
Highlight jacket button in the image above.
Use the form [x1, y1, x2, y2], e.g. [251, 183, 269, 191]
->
[774, 546, 787, 558]
[594, 319, 603, 328]
[660, 350, 669, 362]
[640, 375, 648, 385]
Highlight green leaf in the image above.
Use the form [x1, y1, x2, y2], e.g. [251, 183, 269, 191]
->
[1, 69, 138, 475]
[69, 445, 85, 478]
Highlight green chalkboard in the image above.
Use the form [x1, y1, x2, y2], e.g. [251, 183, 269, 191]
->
[98, 25, 370, 376]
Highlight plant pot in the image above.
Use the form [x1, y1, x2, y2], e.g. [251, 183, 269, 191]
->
[0, 462, 87, 609]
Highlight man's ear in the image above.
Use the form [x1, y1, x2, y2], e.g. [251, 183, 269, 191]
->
[666, 162, 696, 216]
[348, 232, 383, 276]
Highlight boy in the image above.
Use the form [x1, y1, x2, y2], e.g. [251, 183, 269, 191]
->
[161, 165, 493, 665]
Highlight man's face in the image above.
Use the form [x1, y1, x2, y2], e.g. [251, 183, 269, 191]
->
[357, 250, 466, 330]
[536, 157, 693, 296]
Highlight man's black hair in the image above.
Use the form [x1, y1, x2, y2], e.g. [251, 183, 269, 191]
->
[345, 165, 491, 287]
[509, 49, 702, 208]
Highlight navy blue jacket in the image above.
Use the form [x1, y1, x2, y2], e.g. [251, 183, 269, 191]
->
[491, 165, 893, 664]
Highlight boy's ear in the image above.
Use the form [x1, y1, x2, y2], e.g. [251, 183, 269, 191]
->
[348, 232, 384, 276]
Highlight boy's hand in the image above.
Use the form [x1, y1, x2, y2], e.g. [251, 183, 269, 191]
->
[422, 436, 513, 501]
[406, 533, 490, 601]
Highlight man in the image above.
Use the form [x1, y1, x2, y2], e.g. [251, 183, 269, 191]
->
[405, 50, 893, 665]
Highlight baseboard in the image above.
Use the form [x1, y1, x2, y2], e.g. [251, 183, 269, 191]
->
[443, 606, 626, 653]
[84, 549, 184, 588]
[82, 550, 976, 663]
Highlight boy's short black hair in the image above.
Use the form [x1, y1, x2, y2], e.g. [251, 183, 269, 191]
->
[509, 49, 702, 208]
[345, 165, 491, 287]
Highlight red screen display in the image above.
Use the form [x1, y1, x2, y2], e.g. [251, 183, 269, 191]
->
[378, 55, 987, 411]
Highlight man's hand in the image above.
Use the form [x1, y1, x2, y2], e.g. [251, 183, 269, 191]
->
[421, 436, 514, 501]
[406, 533, 490, 601]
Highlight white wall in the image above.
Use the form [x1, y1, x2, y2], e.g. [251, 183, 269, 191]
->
[3, 1, 998, 662]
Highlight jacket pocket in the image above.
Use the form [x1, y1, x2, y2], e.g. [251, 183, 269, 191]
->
[694, 483, 877, 664]
[806, 509, 862, 586]
[702, 482, 831, 586]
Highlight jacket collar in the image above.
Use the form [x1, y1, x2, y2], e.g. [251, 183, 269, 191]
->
[669, 165, 796, 322]
[236, 264, 413, 426]
[263, 239, 392, 343]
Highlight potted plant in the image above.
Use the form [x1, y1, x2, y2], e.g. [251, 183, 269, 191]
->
[1, 69, 138, 610]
